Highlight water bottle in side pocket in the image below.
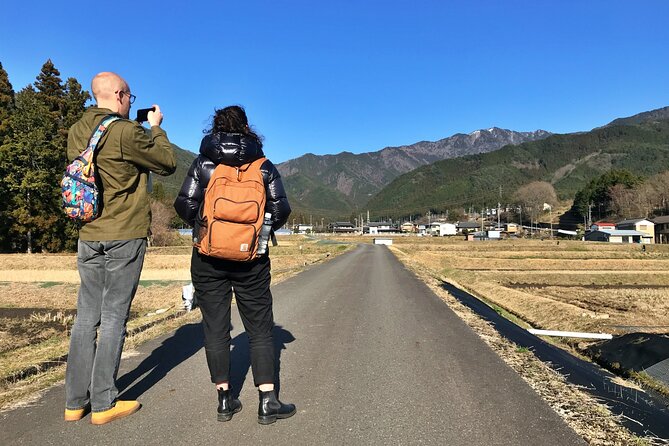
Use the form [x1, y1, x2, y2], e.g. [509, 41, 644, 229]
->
[257, 212, 272, 255]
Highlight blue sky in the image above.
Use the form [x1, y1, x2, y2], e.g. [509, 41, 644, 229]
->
[1, 1, 668, 163]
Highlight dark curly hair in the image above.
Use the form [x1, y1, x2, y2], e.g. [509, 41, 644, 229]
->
[206, 105, 263, 148]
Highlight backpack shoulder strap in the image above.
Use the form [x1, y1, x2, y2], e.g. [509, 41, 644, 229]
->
[87, 115, 121, 153]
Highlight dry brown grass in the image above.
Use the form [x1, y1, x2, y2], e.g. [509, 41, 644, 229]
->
[392, 238, 669, 335]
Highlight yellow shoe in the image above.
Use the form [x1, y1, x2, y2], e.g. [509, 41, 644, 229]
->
[90, 401, 140, 425]
[64, 407, 88, 422]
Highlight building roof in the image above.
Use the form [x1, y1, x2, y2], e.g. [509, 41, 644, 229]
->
[617, 218, 654, 225]
[593, 229, 652, 237]
[457, 221, 480, 228]
[652, 215, 669, 224]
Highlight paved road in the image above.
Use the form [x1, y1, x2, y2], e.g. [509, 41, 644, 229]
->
[0, 244, 584, 445]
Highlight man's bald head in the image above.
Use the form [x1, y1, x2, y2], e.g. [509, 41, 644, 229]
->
[92, 72, 127, 102]
[91, 72, 132, 118]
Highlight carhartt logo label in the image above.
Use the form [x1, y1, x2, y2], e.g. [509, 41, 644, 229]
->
[240, 243, 249, 252]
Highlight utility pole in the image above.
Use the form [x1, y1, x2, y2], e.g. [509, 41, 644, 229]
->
[498, 185, 502, 229]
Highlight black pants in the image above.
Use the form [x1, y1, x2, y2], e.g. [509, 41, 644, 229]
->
[191, 248, 275, 386]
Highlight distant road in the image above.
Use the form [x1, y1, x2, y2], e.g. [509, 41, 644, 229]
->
[0, 244, 584, 445]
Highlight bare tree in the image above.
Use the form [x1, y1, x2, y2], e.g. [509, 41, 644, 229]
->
[609, 184, 636, 219]
[150, 200, 180, 246]
[513, 181, 558, 230]
[647, 171, 669, 214]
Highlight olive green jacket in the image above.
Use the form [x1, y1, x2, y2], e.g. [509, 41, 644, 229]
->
[67, 107, 176, 241]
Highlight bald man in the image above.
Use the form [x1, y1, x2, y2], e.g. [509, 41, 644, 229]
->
[64, 72, 176, 425]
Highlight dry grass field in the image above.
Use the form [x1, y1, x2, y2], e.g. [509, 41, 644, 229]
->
[0, 236, 351, 410]
[389, 237, 669, 336]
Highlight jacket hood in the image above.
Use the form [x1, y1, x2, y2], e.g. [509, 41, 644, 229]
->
[199, 132, 265, 167]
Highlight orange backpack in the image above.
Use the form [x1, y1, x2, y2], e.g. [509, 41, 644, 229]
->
[196, 157, 267, 261]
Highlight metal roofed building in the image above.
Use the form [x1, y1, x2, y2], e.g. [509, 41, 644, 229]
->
[652, 215, 669, 244]
[585, 229, 653, 244]
[616, 218, 655, 243]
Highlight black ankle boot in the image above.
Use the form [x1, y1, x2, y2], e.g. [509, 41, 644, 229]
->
[258, 390, 296, 425]
[217, 388, 242, 422]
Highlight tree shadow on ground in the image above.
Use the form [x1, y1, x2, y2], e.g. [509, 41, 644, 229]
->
[117, 323, 204, 400]
[229, 324, 296, 399]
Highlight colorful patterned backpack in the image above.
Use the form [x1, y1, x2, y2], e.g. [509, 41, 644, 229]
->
[61, 115, 120, 222]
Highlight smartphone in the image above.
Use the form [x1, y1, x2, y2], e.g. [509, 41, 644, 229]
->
[135, 107, 156, 123]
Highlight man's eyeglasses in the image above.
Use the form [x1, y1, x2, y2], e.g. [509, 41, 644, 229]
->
[116, 90, 136, 104]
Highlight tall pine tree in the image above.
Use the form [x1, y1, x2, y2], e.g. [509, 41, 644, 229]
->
[0, 62, 15, 147]
[0, 62, 16, 249]
[34, 59, 65, 116]
[0, 60, 90, 252]
[0, 86, 55, 252]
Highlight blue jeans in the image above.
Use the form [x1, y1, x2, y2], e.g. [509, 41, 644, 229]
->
[65, 238, 147, 412]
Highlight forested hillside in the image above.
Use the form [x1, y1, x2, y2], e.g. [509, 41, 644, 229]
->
[366, 120, 669, 219]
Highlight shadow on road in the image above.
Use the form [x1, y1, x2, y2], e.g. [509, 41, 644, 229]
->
[229, 324, 295, 399]
[116, 322, 296, 401]
[118, 323, 204, 399]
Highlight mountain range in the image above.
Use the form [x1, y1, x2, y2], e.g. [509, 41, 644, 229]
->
[366, 111, 669, 219]
[276, 128, 551, 217]
[154, 106, 669, 221]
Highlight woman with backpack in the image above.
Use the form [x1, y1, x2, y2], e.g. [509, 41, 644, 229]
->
[174, 105, 294, 424]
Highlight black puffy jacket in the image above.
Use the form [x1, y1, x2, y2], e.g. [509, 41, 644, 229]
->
[173, 132, 291, 239]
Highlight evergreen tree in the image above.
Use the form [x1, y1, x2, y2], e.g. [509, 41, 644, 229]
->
[0, 62, 16, 249]
[0, 59, 89, 252]
[0, 62, 15, 147]
[34, 59, 65, 116]
[573, 169, 642, 219]
[62, 77, 91, 129]
[0, 86, 57, 252]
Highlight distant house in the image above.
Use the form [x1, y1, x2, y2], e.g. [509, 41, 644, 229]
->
[585, 229, 653, 244]
[470, 230, 501, 241]
[400, 222, 416, 233]
[430, 222, 457, 236]
[652, 215, 669, 244]
[330, 221, 356, 234]
[504, 223, 518, 234]
[364, 222, 397, 235]
[591, 221, 616, 231]
[296, 224, 313, 234]
[616, 218, 655, 243]
[457, 221, 480, 233]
